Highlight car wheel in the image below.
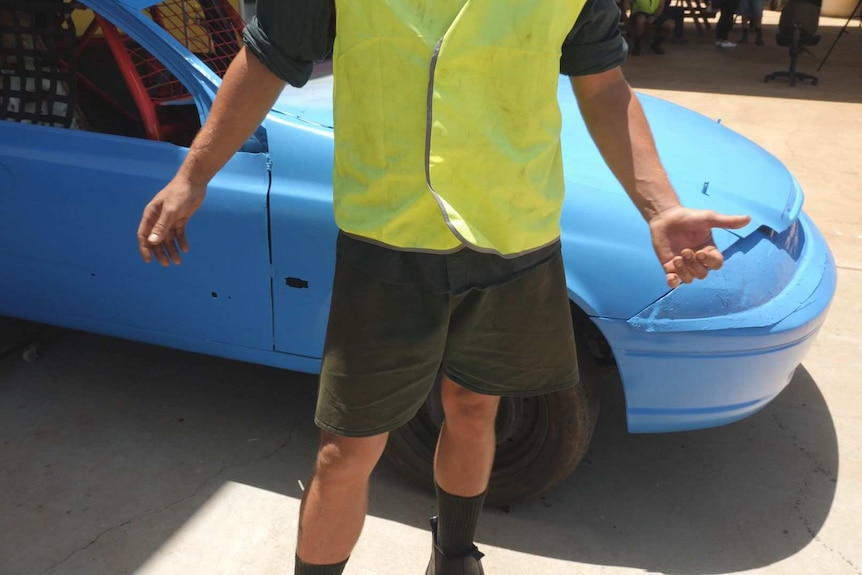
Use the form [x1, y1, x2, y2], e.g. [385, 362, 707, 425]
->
[384, 322, 602, 507]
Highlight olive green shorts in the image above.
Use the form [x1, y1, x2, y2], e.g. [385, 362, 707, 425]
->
[315, 232, 580, 438]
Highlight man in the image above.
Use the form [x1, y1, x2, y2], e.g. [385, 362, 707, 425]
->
[137, 1, 750, 573]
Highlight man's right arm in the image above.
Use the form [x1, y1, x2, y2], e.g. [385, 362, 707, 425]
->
[136, 48, 285, 265]
[184, 0, 335, 187]
[176, 48, 285, 189]
[137, 0, 335, 266]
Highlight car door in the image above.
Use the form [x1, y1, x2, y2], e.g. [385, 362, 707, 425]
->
[267, 112, 338, 361]
[0, 0, 274, 356]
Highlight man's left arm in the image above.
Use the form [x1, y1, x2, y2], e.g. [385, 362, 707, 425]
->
[562, 0, 749, 288]
[571, 70, 677, 223]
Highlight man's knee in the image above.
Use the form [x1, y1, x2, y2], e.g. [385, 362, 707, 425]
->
[440, 376, 500, 433]
[313, 431, 388, 483]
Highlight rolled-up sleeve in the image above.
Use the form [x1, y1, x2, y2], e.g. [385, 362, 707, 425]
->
[243, 0, 335, 87]
[560, 0, 628, 77]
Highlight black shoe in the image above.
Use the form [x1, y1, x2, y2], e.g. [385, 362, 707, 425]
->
[755, 29, 764, 45]
[651, 39, 665, 54]
[425, 517, 485, 575]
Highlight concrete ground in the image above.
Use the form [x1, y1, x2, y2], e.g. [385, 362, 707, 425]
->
[1, 10, 861, 575]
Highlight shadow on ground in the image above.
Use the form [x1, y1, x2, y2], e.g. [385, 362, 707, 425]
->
[462, 364, 838, 574]
[0, 320, 838, 575]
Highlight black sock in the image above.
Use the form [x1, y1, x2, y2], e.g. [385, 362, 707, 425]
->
[434, 483, 487, 557]
[295, 555, 348, 575]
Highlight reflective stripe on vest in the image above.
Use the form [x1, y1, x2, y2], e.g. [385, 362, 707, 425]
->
[332, 0, 586, 256]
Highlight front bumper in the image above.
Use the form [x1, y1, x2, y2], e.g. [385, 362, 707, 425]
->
[594, 213, 836, 433]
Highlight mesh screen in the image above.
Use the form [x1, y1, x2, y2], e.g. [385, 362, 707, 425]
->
[131, 0, 241, 102]
[0, 0, 77, 128]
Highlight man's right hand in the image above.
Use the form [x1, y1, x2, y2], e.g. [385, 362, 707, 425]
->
[137, 177, 206, 266]
[134, 47, 287, 266]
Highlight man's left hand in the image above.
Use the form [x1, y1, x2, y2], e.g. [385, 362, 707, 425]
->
[649, 206, 751, 288]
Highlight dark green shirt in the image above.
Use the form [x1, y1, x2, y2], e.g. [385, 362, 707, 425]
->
[243, 0, 628, 88]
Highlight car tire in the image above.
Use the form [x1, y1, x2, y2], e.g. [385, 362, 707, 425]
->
[384, 325, 601, 508]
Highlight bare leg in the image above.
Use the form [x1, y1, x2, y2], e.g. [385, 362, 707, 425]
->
[434, 375, 500, 497]
[296, 431, 389, 565]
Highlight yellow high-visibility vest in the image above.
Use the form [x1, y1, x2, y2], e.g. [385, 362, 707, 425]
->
[632, 0, 662, 14]
[332, 0, 586, 256]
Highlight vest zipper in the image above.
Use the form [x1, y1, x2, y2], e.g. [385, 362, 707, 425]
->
[425, 36, 478, 251]
[423, 37, 544, 259]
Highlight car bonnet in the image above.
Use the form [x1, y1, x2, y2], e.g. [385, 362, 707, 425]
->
[558, 84, 801, 240]
[271, 72, 335, 130]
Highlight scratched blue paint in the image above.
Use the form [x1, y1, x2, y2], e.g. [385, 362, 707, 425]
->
[0, 0, 836, 434]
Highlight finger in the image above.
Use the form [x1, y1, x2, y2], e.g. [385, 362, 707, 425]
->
[148, 208, 176, 245]
[704, 211, 751, 230]
[175, 227, 190, 253]
[139, 243, 152, 264]
[164, 235, 182, 265]
[682, 248, 709, 280]
[152, 241, 171, 267]
[138, 235, 152, 263]
[673, 256, 695, 284]
[695, 246, 724, 270]
[137, 203, 160, 263]
[666, 272, 681, 289]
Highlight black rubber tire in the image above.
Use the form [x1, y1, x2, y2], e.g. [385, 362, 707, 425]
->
[384, 327, 602, 507]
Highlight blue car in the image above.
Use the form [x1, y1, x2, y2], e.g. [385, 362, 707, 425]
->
[0, 0, 836, 505]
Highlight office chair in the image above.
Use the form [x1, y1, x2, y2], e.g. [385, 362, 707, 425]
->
[764, 0, 821, 86]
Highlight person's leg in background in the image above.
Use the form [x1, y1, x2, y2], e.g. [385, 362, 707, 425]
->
[739, 0, 753, 42]
[752, 0, 765, 45]
[658, 0, 687, 42]
[630, 11, 648, 54]
[668, 5, 687, 41]
[737, 0, 763, 44]
[650, 16, 676, 52]
[715, 0, 740, 46]
[619, 0, 633, 28]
